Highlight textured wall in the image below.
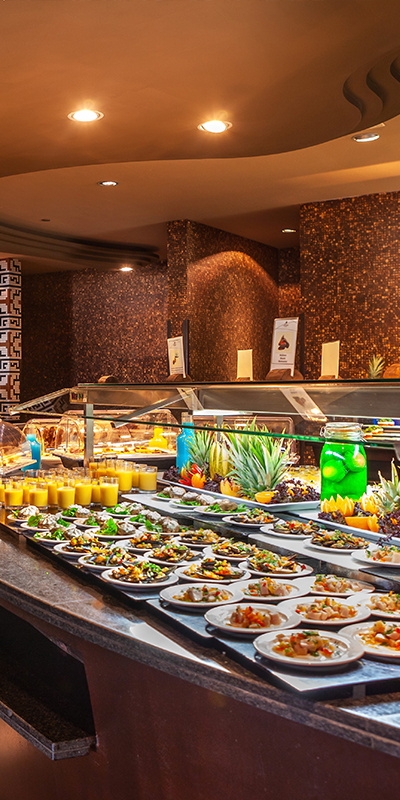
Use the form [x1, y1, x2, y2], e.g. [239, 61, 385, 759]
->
[300, 192, 400, 379]
[168, 220, 279, 382]
[278, 247, 301, 318]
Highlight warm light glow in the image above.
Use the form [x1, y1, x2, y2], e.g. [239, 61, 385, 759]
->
[198, 119, 232, 133]
[120, 266, 133, 272]
[68, 109, 104, 122]
[97, 180, 118, 186]
[352, 132, 380, 142]
[282, 228, 297, 233]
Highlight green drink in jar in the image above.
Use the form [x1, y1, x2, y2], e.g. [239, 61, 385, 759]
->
[320, 423, 367, 501]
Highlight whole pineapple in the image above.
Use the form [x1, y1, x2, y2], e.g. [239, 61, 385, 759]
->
[188, 428, 213, 474]
[376, 461, 400, 513]
[368, 355, 385, 379]
[224, 421, 291, 498]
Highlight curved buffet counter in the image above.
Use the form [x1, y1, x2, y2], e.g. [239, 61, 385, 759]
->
[1, 497, 400, 800]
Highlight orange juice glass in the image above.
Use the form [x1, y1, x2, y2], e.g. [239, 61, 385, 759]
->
[105, 459, 117, 477]
[139, 466, 158, 493]
[4, 482, 24, 508]
[91, 480, 102, 504]
[96, 462, 107, 478]
[57, 481, 76, 510]
[0, 481, 5, 505]
[131, 464, 140, 488]
[99, 477, 119, 507]
[30, 483, 48, 509]
[75, 478, 93, 506]
[115, 461, 133, 492]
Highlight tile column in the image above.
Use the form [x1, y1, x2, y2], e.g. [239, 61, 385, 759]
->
[0, 259, 21, 413]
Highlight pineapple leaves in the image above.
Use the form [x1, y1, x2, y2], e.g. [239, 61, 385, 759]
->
[222, 421, 291, 498]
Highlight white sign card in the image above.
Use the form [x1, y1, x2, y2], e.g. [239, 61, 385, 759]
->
[167, 336, 186, 377]
[237, 349, 253, 380]
[321, 340, 340, 378]
[270, 318, 299, 376]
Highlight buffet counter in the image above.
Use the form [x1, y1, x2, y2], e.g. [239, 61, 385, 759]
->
[1, 501, 400, 800]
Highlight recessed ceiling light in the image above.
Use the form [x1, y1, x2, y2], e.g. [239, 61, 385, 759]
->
[120, 266, 133, 272]
[197, 120, 232, 133]
[282, 228, 297, 233]
[97, 180, 118, 187]
[352, 132, 380, 142]
[41, 218, 50, 222]
[68, 109, 104, 122]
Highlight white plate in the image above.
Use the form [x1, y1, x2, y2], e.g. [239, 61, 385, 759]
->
[222, 515, 276, 529]
[136, 525, 182, 537]
[77, 553, 134, 572]
[298, 575, 375, 596]
[159, 582, 243, 610]
[305, 540, 367, 554]
[6, 514, 28, 526]
[28, 533, 69, 547]
[240, 559, 313, 578]
[174, 563, 251, 583]
[53, 542, 95, 559]
[203, 544, 257, 563]
[253, 629, 363, 669]
[168, 500, 203, 511]
[355, 592, 400, 619]
[204, 603, 300, 636]
[260, 523, 313, 540]
[101, 568, 179, 591]
[277, 596, 371, 626]
[21, 522, 53, 534]
[141, 548, 198, 567]
[152, 493, 172, 502]
[196, 509, 243, 519]
[176, 536, 220, 550]
[234, 577, 309, 602]
[351, 548, 400, 567]
[343, 621, 400, 660]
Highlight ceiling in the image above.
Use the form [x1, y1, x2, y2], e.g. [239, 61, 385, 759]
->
[2, 0, 400, 271]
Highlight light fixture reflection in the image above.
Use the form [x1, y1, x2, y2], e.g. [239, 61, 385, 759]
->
[98, 180, 118, 187]
[120, 266, 133, 272]
[282, 228, 297, 234]
[198, 120, 232, 133]
[68, 109, 104, 122]
[352, 132, 380, 142]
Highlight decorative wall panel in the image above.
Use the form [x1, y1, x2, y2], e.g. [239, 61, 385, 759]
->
[0, 259, 21, 413]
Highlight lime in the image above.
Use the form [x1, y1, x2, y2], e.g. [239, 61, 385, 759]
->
[321, 460, 347, 482]
[344, 450, 366, 472]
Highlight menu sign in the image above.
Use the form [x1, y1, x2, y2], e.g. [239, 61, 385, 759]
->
[270, 318, 299, 376]
[167, 336, 186, 377]
[321, 340, 340, 379]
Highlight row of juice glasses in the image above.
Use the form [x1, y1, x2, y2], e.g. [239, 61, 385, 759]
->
[1, 461, 158, 510]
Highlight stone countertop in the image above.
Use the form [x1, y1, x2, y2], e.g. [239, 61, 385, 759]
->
[1, 518, 400, 760]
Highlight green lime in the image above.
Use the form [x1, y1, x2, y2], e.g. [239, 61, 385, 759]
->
[344, 450, 366, 472]
[321, 460, 347, 482]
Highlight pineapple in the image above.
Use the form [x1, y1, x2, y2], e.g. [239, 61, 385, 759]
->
[224, 422, 291, 498]
[376, 461, 400, 513]
[368, 354, 385, 379]
[188, 428, 213, 474]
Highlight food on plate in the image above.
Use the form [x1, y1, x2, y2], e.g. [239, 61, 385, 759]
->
[174, 492, 209, 507]
[310, 529, 367, 549]
[146, 543, 195, 563]
[173, 585, 232, 603]
[33, 526, 71, 542]
[142, 517, 182, 534]
[27, 513, 73, 531]
[365, 545, 400, 563]
[295, 597, 357, 621]
[81, 547, 135, 567]
[359, 620, 400, 650]
[157, 486, 186, 500]
[273, 630, 339, 659]
[62, 505, 91, 519]
[272, 520, 320, 536]
[311, 574, 370, 594]
[108, 561, 172, 584]
[182, 558, 246, 581]
[227, 605, 282, 629]
[58, 534, 101, 553]
[242, 578, 294, 598]
[229, 508, 276, 524]
[201, 501, 248, 514]
[367, 593, 400, 614]
[105, 503, 142, 516]
[10, 505, 39, 520]
[247, 550, 304, 575]
[266, 480, 320, 504]
[210, 539, 258, 558]
[128, 532, 175, 549]
[179, 528, 221, 545]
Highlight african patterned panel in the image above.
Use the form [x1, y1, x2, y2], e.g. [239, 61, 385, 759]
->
[0, 259, 21, 410]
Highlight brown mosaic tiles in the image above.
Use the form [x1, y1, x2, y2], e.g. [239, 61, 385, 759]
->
[167, 220, 279, 382]
[278, 247, 301, 318]
[300, 192, 400, 380]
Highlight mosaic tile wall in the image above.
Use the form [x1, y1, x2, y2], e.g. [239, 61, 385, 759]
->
[0, 259, 21, 413]
[300, 192, 400, 379]
[167, 220, 279, 382]
[278, 247, 301, 318]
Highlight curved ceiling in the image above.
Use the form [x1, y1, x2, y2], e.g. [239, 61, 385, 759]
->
[2, 0, 400, 269]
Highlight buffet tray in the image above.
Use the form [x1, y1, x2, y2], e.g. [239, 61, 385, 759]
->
[158, 479, 319, 513]
[146, 599, 400, 698]
[292, 508, 400, 546]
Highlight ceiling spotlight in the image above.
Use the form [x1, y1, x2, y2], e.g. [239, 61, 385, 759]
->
[197, 120, 232, 133]
[41, 218, 50, 222]
[282, 228, 297, 233]
[97, 180, 118, 187]
[352, 132, 380, 142]
[68, 109, 104, 122]
[120, 266, 133, 272]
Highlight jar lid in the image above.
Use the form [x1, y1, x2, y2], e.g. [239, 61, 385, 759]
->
[321, 422, 364, 441]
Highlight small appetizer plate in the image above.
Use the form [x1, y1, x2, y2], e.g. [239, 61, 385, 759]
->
[77, 553, 134, 572]
[203, 544, 256, 563]
[297, 575, 375, 597]
[196, 509, 243, 520]
[6, 514, 28, 526]
[30, 534, 70, 547]
[353, 592, 400, 620]
[159, 582, 243, 610]
[222, 515, 276, 529]
[174, 563, 251, 583]
[351, 548, 400, 567]
[204, 603, 300, 636]
[239, 559, 313, 578]
[260, 524, 312, 540]
[305, 541, 366, 554]
[253, 629, 363, 669]
[141, 548, 198, 567]
[53, 542, 95, 560]
[342, 621, 400, 661]
[234, 577, 309, 603]
[277, 596, 371, 626]
[175, 536, 220, 550]
[100, 568, 178, 591]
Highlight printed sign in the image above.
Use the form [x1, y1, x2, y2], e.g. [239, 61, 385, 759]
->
[270, 318, 299, 376]
[167, 336, 186, 377]
[321, 340, 340, 379]
[237, 349, 253, 380]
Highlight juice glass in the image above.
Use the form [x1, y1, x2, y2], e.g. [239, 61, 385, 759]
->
[99, 477, 119, 508]
[75, 478, 93, 506]
[320, 423, 367, 501]
[96, 461, 108, 479]
[0, 481, 5, 505]
[105, 459, 117, 478]
[57, 480, 76, 510]
[115, 461, 133, 492]
[91, 479, 102, 505]
[47, 476, 61, 506]
[4, 481, 24, 508]
[29, 483, 48, 509]
[139, 466, 158, 493]
[131, 464, 140, 488]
